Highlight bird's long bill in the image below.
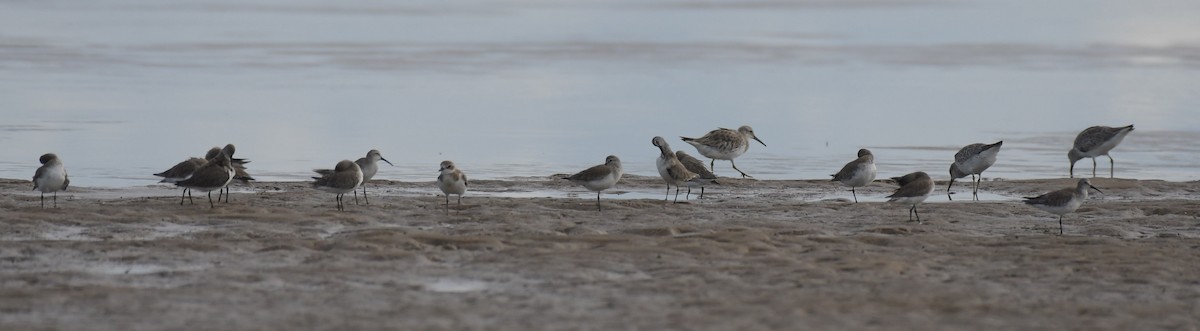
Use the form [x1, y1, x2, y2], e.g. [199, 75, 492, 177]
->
[381, 158, 395, 167]
[946, 178, 956, 193]
[1089, 185, 1103, 194]
[753, 136, 766, 147]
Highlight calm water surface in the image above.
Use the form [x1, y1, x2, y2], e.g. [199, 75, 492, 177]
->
[2, 0, 1199, 187]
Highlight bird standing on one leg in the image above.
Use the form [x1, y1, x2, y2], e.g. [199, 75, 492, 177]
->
[563, 155, 623, 212]
[1023, 178, 1102, 235]
[831, 148, 876, 203]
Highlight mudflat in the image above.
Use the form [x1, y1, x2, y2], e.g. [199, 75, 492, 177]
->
[0, 177, 1197, 330]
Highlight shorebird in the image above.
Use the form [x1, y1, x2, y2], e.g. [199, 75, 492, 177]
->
[155, 157, 207, 204]
[154, 157, 206, 183]
[563, 155, 623, 211]
[652, 136, 699, 203]
[197, 145, 252, 203]
[676, 150, 718, 199]
[1024, 178, 1102, 235]
[32, 153, 69, 208]
[680, 125, 765, 178]
[437, 160, 467, 211]
[831, 148, 876, 203]
[948, 141, 1002, 201]
[175, 152, 235, 208]
[217, 144, 254, 203]
[317, 149, 393, 204]
[887, 171, 934, 223]
[1069, 125, 1134, 178]
[312, 160, 364, 211]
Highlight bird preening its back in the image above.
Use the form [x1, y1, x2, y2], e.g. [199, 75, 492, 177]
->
[32, 153, 69, 208]
[653, 136, 699, 203]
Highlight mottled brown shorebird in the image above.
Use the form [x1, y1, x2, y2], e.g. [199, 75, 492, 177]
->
[887, 171, 934, 223]
[312, 160, 363, 211]
[676, 150, 718, 200]
[681, 125, 765, 178]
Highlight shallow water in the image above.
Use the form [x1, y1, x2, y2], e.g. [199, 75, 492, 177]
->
[2, 0, 1199, 187]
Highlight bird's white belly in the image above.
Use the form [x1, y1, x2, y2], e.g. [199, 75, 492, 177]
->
[1085, 134, 1129, 158]
[689, 142, 747, 160]
[1033, 199, 1083, 216]
[36, 168, 66, 193]
[440, 179, 466, 195]
[656, 157, 679, 185]
[843, 164, 876, 187]
[360, 163, 378, 182]
[960, 150, 999, 175]
[582, 173, 618, 192]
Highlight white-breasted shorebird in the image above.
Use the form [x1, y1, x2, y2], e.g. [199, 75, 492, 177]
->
[437, 160, 467, 211]
[32, 153, 69, 208]
[1024, 178, 1102, 235]
[948, 141, 1002, 201]
[563, 155, 623, 212]
[831, 148, 876, 203]
[1069, 125, 1133, 178]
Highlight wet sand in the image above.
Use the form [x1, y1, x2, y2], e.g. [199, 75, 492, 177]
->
[0, 177, 1198, 330]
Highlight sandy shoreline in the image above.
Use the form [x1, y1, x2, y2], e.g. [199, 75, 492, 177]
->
[0, 177, 1198, 330]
